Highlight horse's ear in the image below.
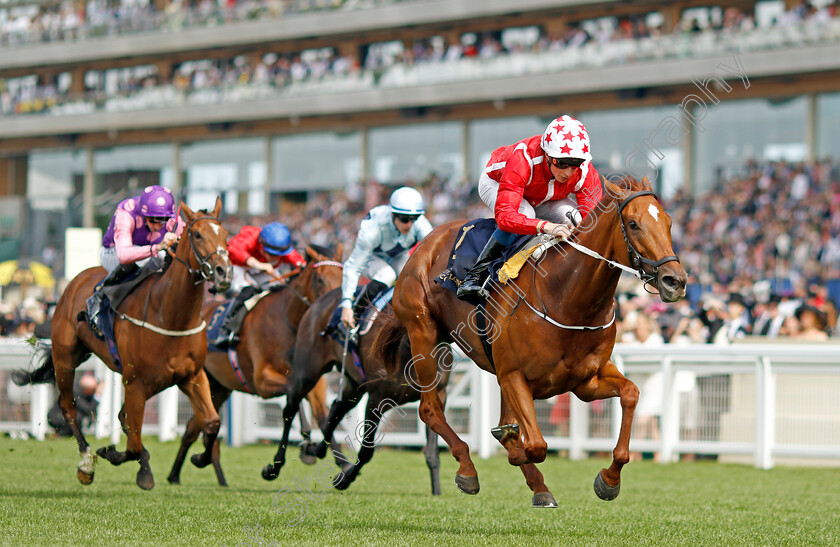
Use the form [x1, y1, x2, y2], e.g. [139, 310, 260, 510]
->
[180, 200, 195, 220]
[603, 176, 624, 200]
[212, 196, 223, 218]
[639, 176, 652, 191]
[304, 245, 318, 262]
[333, 242, 344, 261]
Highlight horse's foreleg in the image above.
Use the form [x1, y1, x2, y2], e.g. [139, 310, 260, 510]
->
[54, 359, 95, 485]
[179, 370, 221, 471]
[498, 370, 546, 464]
[97, 385, 153, 489]
[409, 331, 478, 495]
[303, 378, 361, 467]
[574, 361, 638, 501]
[333, 397, 384, 491]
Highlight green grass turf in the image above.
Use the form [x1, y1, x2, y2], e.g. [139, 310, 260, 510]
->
[1, 435, 839, 546]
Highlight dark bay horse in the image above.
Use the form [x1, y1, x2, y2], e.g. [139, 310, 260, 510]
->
[167, 244, 344, 486]
[376, 178, 688, 507]
[262, 287, 449, 495]
[48, 198, 232, 490]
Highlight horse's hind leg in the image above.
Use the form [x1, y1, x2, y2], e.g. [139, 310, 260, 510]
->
[96, 385, 153, 489]
[53, 350, 95, 485]
[169, 377, 230, 486]
[406, 324, 478, 494]
[574, 361, 639, 501]
[179, 369, 222, 471]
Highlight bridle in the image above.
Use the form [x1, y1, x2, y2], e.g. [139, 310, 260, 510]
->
[285, 260, 344, 307]
[167, 215, 230, 284]
[522, 189, 680, 330]
[616, 190, 680, 287]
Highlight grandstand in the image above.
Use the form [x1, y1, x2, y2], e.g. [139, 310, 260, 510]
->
[0, 0, 838, 279]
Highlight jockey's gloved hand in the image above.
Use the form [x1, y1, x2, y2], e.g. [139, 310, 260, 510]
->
[340, 306, 356, 329]
[541, 222, 572, 240]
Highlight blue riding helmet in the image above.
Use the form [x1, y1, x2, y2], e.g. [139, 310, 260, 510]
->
[259, 222, 294, 256]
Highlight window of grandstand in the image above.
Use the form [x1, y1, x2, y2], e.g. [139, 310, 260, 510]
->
[580, 106, 685, 200]
[368, 122, 462, 185]
[468, 116, 545, 181]
[816, 93, 840, 160]
[692, 97, 808, 193]
[182, 139, 265, 215]
[270, 131, 362, 194]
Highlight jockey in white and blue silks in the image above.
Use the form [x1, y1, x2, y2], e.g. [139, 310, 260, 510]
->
[340, 187, 433, 329]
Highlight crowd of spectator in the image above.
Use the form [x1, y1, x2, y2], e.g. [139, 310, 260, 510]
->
[3, 1, 840, 116]
[0, 0, 402, 48]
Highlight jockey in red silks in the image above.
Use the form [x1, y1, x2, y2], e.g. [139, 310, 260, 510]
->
[213, 222, 306, 348]
[457, 115, 603, 298]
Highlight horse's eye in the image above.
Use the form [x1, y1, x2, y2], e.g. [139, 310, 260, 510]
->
[193, 231, 202, 240]
[628, 220, 639, 230]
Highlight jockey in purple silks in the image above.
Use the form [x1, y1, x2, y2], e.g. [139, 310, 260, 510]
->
[87, 185, 186, 328]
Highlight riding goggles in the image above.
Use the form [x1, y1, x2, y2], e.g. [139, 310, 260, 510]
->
[548, 157, 584, 169]
[146, 216, 171, 224]
[394, 214, 420, 224]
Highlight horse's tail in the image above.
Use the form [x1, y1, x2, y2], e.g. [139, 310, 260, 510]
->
[11, 345, 55, 386]
[371, 306, 407, 375]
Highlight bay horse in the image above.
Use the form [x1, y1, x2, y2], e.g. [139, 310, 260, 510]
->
[167, 244, 345, 486]
[375, 177, 688, 507]
[261, 287, 449, 495]
[48, 198, 232, 490]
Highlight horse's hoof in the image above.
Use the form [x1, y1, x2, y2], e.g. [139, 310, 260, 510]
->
[593, 470, 621, 501]
[299, 443, 317, 465]
[190, 453, 210, 469]
[76, 469, 94, 485]
[167, 475, 180, 485]
[262, 465, 280, 481]
[532, 492, 558, 508]
[333, 474, 351, 491]
[136, 474, 155, 491]
[455, 474, 480, 495]
[95, 445, 110, 459]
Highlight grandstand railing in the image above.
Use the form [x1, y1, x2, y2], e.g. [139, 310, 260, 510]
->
[2, 340, 839, 469]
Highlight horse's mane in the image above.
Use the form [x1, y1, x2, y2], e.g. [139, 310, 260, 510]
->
[307, 243, 334, 258]
[595, 175, 652, 210]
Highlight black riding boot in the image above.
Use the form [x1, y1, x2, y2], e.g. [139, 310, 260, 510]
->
[213, 291, 252, 349]
[353, 280, 388, 319]
[456, 237, 507, 298]
[86, 262, 140, 331]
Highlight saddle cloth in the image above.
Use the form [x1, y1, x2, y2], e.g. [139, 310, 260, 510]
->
[434, 218, 552, 305]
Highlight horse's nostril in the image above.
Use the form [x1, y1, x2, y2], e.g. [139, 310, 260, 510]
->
[662, 276, 678, 290]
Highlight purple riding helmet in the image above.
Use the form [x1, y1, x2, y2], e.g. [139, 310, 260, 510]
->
[139, 185, 176, 218]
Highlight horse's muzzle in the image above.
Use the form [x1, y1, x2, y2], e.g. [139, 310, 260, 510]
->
[214, 265, 233, 293]
[657, 264, 688, 303]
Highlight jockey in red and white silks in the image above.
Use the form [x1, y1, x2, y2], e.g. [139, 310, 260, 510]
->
[458, 115, 603, 298]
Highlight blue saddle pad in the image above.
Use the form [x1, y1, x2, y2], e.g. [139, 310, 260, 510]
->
[434, 218, 533, 304]
[206, 300, 236, 353]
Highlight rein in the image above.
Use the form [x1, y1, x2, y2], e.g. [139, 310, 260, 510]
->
[523, 189, 678, 331]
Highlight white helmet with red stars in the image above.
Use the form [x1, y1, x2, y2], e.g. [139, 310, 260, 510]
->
[540, 115, 592, 162]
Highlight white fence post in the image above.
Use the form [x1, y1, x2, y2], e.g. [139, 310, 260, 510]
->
[29, 384, 51, 441]
[227, 391, 246, 447]
[660, 356, 677, 463]
[569, 396, 588, 460]
[755, 357, 775, 470]
[477, 367, 499, 459]
[157, 386, 180, 442]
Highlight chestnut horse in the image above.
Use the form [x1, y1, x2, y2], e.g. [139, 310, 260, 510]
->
[376, 178, 688, 507]
[167, 244, 344, 486]
[50, 198, 232, 490]
[262, 287, 449, 494]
